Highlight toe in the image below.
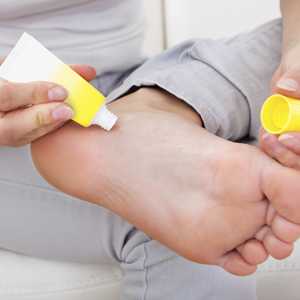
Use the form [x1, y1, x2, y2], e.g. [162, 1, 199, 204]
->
[272, 214, 300, 243]
[263, 231, 294, 259]
[217, 251, 257, 276]
[237, 239, 268, 265]
[255, 225, 270, 241]
[262, 163, 300, 224]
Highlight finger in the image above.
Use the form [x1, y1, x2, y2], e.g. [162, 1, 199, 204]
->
[0, 103, 73, 146]
[258, 128, 267, 145]
[263, 231, 294, 260]
[70, 65, 97, 82]
[274, 69, 300, 98]
[271, 214, 300, 243]
[260, 132, 278, 155]
[217, 251, 257, 276]
[261, 133, 300, 170]
[27, 119, 66, 143]
[278, 133, 300, 155]
[0, 57, 4, 64]
[0, 79, 68, 111]
[237, 239, 269, 266]
[270, 65, 283, 93]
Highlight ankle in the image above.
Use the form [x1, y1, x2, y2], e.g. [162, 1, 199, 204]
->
[109, 87, 203, 127]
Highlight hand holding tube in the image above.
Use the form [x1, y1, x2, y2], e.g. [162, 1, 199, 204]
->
[0, 63, 96, 147]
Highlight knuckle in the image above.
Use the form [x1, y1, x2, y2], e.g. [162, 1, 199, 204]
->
[35, 108, 52, 127]
[35, 110, 45, 127]
[32, 82, 49, 102]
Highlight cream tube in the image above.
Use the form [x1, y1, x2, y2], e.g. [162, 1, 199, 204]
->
[0, 33, 117, 130]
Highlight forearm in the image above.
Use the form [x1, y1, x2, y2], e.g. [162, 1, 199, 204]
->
[281, 0, 300, 52]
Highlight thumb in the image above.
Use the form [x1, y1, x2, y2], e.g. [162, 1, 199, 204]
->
[274, 68, 300, 99]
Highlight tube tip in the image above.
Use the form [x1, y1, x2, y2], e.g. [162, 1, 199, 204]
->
[92, 105, 118, 131]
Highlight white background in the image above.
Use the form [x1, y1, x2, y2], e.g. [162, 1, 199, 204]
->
[144, 0, 281, 54]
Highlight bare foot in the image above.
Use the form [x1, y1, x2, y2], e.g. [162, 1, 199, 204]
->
[31, 89, 300, 276]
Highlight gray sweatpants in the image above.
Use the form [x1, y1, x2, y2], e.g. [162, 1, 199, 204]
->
[0, 20, 283, 300]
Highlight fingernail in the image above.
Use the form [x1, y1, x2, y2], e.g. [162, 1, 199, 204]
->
[279, 134, 294, 143]
[279, 134, 300, 147]
[52, 105, 73, 121]
[48, 86, 68, 101]
[277, 78, 299, 92]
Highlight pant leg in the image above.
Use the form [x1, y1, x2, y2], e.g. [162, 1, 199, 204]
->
[0, 152, 126, 264]
[0, 155, 256, 300]
[188, 19, 283, 141]
[107, 19, 282, 143]
[120, 230, 256, 300]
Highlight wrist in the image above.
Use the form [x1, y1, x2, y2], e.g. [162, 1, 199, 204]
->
[281, 2, 300, 54]
[109, 87, 203, 127]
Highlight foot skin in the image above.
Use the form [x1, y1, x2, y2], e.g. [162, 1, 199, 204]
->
[31, 89, 300, 276]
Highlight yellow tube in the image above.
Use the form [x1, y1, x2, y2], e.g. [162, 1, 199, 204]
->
[51, 64, 106, 127]
[261, 94, 300, 134]
[0, 33, 117, 130]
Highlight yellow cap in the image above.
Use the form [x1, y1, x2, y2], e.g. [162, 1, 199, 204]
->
[261, 94, 300, 134]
